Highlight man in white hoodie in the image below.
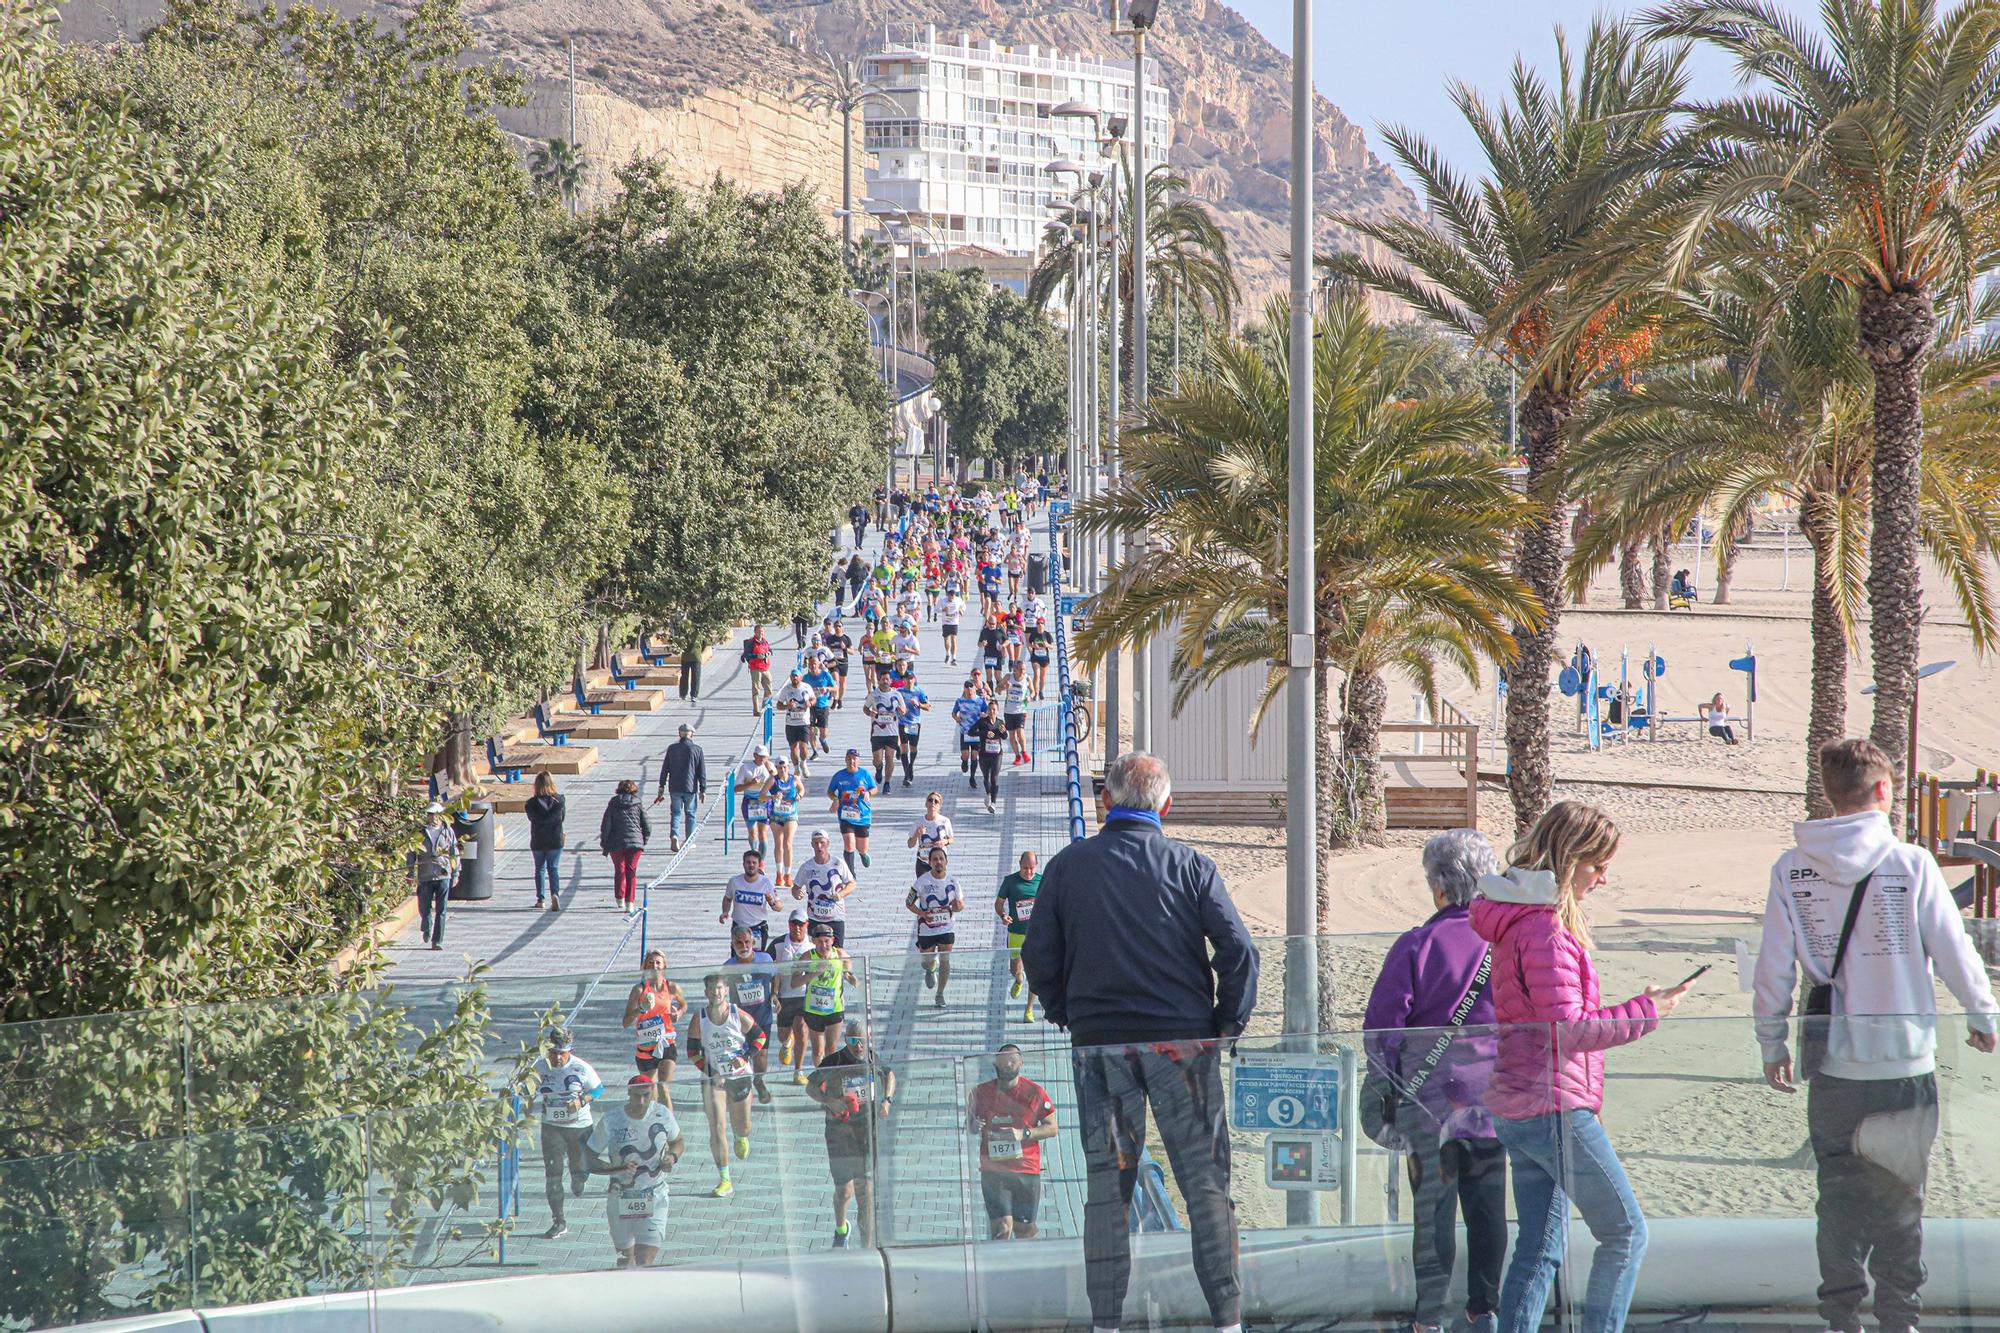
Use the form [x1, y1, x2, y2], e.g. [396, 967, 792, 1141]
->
[1755, 738, 1998, 1333]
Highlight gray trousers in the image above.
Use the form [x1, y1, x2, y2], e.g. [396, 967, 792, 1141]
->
[1809, 1072, 1938, 1333]
[1073, 1040, 1240, 1330]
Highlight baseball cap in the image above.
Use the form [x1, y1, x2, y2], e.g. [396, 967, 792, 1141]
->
[789, 907, 809, 924]
[809, 922, 834, 938]
[424, 800, 446, 814]
[627, 1073, 654, 1088]
[810, 828, 830, 842]
[753, 743, 768, 757]
[845, 747, 860, 758]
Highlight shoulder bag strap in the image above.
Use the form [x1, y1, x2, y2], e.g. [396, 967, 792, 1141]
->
[1401, 947, 1493, 1101]
[1826, 869, 1877, 984]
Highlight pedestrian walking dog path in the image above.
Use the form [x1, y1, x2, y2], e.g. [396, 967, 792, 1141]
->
[382, 520, 1091, 1275]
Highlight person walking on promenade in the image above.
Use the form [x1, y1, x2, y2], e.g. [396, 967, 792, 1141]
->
[654, 723, 707, 854]
[600, 778, 651, 917]
[524, 773, 567, 912]
[1755, 739, 1999, 1333]
[1471, 802, 1692, 1333]
[411, 800, 458, 952]
[741, 624, 774, 716]
[678, 639, 702, 703]
[1021, 752, 1259, 1333]
[1361, 830, 1507, 1333]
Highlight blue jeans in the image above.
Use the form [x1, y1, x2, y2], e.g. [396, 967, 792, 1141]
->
[417, 878, 449, 945]
[670, 791, 698, 841]
[1492, 1109, 1648, 1333]
[531, 848, 562, 903]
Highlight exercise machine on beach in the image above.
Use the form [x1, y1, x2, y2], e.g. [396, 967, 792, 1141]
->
[1576, 641, 1757, 745]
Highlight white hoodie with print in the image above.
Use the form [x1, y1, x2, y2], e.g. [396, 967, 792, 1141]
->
[1754, 809, 1997, 1079]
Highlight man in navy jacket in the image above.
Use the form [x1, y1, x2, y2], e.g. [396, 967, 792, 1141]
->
[1022, 752, 1258, 1333]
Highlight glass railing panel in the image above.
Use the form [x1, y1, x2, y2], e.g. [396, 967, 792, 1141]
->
[186, 1113, 371, 1308]
[0, 1008, 190, 1158]
[0, 1136, 191, 1329]
[361, 1098, 519, 1291]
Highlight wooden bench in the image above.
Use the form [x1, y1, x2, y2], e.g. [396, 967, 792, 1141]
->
[484, 734, 598, 780]
[564, 674, 664, 715]
[506, 708, 633, 743]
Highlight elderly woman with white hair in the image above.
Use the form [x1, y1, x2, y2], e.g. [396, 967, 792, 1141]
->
[1362, 828, 1508, 1333]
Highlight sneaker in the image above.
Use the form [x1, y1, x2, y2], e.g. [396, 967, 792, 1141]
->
[832, 1226, 851, 1249]
[793, 1071, 808, 1086]
[550, 897, 562, 912]
[733, 1136, 750, 1160]
[542, 1221, 569, 1240]
[1010, 979, 1023, 999]
[573, 1176, 587, 1198]
[1023, 1002, 1035, 1022]
[669, 837, 680, 854]
[430, 942, 444, 951]
[985, 796, 996, 814]
[934, 991, 945, 1009]
[902, 776, 912, 788]
[535, 897, 545, 908]
[710, 1177, 734, 1198]
[860, 852, 870, 868]
[924, 968, 935, 990]
[779, 1038, 792, 1063]
[756, 1081, 772, 1105]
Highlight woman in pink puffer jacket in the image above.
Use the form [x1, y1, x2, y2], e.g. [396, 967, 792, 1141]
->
[1469, 802, 1692, 1333]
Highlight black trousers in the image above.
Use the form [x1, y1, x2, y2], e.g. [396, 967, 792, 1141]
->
[1073, 1041, 1240, 1330]
[539, 1120, 590, 1223]
[1400, 1110, 1507, 1325]
[678, 655, 701, 701]
[978, 752, 1001, 797]
[1809, 1072, 1939, 1333]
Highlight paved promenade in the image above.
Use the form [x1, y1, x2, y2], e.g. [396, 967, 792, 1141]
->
[381, 520, 1094, 1278]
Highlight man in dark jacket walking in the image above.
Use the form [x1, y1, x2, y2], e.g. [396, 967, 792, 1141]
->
[1021, 752, 1258, 1333]
[654, 724, 708, 853]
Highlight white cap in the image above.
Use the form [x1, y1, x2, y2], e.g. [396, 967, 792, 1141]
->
[752, 743, 769, 757]
[424, 800, 446, 814]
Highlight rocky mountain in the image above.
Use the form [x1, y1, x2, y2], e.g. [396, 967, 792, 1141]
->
[57, 0, 1423, 318]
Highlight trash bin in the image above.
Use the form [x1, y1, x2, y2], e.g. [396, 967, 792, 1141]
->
[1026, 552, 1049, 595]
[450, 802, 495, 900]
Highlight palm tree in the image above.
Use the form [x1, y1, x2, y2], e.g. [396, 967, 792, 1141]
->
[1568, 268, 2000, 816]
[1642, 0, 2000, 806]
[1028, 164, 1237, 390]
[1070, 296, 1540, 903]
[804, 51, 894, 262]
[528, 138, 586, 214]
[1328, 20, 1686, 831]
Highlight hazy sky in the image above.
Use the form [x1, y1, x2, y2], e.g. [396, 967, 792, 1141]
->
[1230, 0, 1819, 188]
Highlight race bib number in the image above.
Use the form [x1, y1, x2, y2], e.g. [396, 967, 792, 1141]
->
[901, 719, 921, 734]
[547, 1097, 584, 1125]
[737, 980, 768, 1007]
[617, 1185, 658, 1219]
[772, 797, 796, 817]
[985, 1133, 1021, 1161]
[637, 1015, 666, 1047]
[984, 738, 1003, 753]
[808, 981, 839, 1012]
[1014, 898, 1035, 922]
[921, 909, 952, 929]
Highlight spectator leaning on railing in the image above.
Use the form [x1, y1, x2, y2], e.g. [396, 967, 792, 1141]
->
[1755, 738, 1999, 1333]
[1021, 751, 1259, 1333]
[1361, 829, 1506, 1333]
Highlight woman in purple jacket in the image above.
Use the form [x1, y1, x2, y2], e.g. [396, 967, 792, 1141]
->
[1363, 830, 1506, 1333]
[1470, 803, 1692, 1333]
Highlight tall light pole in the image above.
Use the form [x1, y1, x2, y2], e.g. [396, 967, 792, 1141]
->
[1127, 6, 1153, 753]
[1280, 0, 1321, 1225]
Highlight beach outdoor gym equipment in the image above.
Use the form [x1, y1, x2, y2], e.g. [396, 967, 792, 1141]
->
[1629, 641, 1756, 743]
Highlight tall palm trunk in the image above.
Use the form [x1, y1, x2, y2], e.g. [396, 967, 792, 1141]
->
[1571, 499, 1595, 606]
[1858, 286, 1934, 817]
[1506, 383, 1571, 831]
[1800, 503, 1846, 820]
[1618, 539, 1646, 609]
[1341, 667, 1390, 846]
[1649, 527, 1671, 610]
[1714, 508, 1751, 605]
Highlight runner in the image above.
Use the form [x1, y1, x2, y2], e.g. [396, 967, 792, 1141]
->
[775, 668, 816, 778]
[583, 1074, 683, 1268]
[720, 928, 779, 1104]
[803, 651, 838, 756]
[1002, 664, 1033, 766]
[976, 612, 1006, 692]
[866, 618, 897, 691]
[827, 551, 849, 612]
[734, 744, 775, 857]
[770, 908, 814, 1084]
[844, 550, 868, 611]
[939, 585, 967, 666]
[906, 846, 964, 1009]
[792, 828, 857, 949]
[968, 1043, 1057, 1239]
[894, 663, 930, 789]
[740, 624, 774, 716]
[717, 848, 783, 950]
[1005, 527, 1028, 599]
[1026, 617, 1054, 700]
[825, 748, 878, 875]
[951, 679, 986, 788]
[970, 698, 1008, 814]
[796, 922, 857, 1067]
[622, 950, 686, 1109]
[530, 1029, 604, 1240]
[763, 758, 801, 886]
[809, 1018, 895, 1250]
[907, 790, 955, 877]
[995, 851, 1042, 1022]
[685, 973, 768, 1198]
[863, 679, 906, 791]
[821, 616, 853, 709]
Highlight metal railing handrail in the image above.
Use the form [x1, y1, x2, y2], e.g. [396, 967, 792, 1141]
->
[1049, 505, 1089, 843]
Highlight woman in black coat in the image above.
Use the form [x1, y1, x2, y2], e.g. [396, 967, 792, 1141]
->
[599, 778, 652, 917]
[524, 772, 566, 912]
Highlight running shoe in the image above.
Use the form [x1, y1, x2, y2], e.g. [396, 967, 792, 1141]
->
[756, 1081, 772, 1105]
[542, 1221, 569, 1240]
[1022, 1002, 1035, 1022]
[733, 1136, 750, 1160]
[832, 1226, 850, 1249]
[934, 991, 946, 1009]
[710, 1177, 734, 1198]
[1010, 979, 1023, 999]
[793, 1071, 808, 1086]
[924, 968, 934, 990]
[860, 852, 870, 868]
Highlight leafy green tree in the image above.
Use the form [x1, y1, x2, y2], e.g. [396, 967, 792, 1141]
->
[1643, 0, 2000, 810]
[1072, 297, 1538, 877]
[1330, 20, 1684, 830]
[919, 268, 1066, 471]
[564, 164, 886, 641]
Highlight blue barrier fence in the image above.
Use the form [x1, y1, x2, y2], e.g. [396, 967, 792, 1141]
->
[1048, 508, 1089, 844]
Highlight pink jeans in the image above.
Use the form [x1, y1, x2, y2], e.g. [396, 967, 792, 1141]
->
[609, 849, 641, 904]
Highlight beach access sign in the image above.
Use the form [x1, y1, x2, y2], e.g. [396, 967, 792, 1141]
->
[1231, 1052, 1340, 1133]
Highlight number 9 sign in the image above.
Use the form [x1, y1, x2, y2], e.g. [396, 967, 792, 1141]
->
[1267, 1095, 1306, 1128]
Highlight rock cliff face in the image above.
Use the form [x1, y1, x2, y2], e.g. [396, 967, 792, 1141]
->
[58, 0, 1420, 318]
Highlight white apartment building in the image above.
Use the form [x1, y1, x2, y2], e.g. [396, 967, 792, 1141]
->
[860, 22, 1171, 259]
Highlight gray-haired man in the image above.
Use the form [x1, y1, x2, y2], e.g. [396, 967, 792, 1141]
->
[1021, 752, 1258, 1333]
[655, 723, 707, 853]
